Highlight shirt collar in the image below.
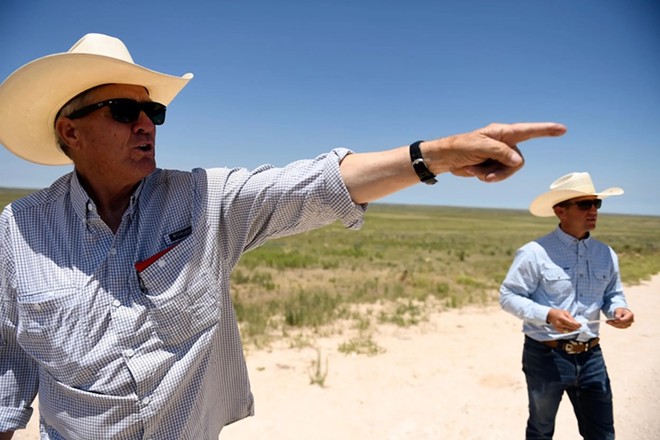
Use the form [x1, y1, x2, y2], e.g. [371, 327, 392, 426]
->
[69, 171, 146, 222]
[554, 224, 591, 247]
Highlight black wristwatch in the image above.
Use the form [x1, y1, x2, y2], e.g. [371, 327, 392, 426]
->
[409, 140, 437, 185]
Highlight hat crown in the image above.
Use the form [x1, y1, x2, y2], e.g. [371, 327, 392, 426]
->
[549, 172, 596, 193]
[67, 33, 134, 64]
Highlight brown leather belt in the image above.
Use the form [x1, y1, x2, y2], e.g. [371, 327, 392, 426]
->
[541, 337, 600, 354]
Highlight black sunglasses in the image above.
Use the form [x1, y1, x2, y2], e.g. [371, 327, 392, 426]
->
[66, 99, 167, 125]
[565, 199, 602, 210]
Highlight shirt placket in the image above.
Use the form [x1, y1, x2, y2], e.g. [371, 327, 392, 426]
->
[575, 240, 588, 302]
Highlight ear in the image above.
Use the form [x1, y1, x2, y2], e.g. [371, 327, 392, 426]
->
[55, 117, 82, 152]
[553, 205, 567, 220]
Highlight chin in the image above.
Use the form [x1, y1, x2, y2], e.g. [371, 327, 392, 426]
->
[137, 160, 157, 176]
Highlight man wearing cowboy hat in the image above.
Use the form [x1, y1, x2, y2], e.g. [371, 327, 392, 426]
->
[0, 33, 567, 439]
[500, 172, 635, 440]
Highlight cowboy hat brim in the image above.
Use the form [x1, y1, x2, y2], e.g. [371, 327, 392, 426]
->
[529, 187, 624, 217]
[0, 52, 193, 165]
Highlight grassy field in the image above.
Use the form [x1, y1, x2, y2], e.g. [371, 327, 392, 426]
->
[0, 187, 36, 210]
[3, 188, 659, 349]
[231, 204, 660, 346]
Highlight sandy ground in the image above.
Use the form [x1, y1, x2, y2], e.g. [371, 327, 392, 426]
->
[13, 275, 660, 439]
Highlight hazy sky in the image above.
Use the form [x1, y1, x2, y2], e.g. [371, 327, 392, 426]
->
[1, 0, 658, 215]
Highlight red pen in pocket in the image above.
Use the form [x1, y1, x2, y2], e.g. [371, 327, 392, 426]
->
[134, 243, 179, 273]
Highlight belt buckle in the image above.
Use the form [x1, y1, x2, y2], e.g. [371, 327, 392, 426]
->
[564, 341, 581, 354]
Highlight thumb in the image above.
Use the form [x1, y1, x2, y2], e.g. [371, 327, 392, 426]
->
[465, 144, 524, 182]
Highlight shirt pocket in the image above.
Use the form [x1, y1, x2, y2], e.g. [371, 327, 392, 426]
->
[136, 238, 220, 346]
[539, 268, 573, 300]
[587, 268, 611, 301]
[16, 287, 93, 368]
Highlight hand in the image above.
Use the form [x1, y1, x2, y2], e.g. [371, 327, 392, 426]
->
[606, 307, 635, 329]
[546, 308, 581, 333]
[424, 122, 567, 182]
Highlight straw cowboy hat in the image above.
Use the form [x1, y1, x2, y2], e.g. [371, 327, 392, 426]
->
[0, 33, 193, 165]
[529, 172, 623, 217]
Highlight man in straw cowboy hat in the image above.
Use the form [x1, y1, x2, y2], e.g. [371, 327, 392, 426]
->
[0, 33, 567, 439]
[500, 172, 635, 440]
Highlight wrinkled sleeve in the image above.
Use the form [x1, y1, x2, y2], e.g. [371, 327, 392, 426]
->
[202, 148, 366, 267]
[499, 243, 552, 325]
[0, 206, 39, 432]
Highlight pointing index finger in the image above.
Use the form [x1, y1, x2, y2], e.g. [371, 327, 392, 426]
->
[490, 122, 568, 145]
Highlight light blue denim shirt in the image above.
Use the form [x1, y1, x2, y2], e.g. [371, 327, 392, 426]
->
[0, 148, 365, 439]
[500, 226, 628, 342]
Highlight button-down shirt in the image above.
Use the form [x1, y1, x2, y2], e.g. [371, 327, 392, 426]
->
[500, 226, 627, 342]
[0, 148, 365, 439]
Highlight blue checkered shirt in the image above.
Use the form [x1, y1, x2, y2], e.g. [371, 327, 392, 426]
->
[0, 148, 365, 439]
[500, 226, 628, 342]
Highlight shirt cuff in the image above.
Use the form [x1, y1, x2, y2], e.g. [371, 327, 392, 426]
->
[0, 405, 33, 432]
[323, 148, 366, 230]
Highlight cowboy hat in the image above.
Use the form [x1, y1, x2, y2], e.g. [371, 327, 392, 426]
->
[529, 172, 623, 217]
[0, 33, 193, 165]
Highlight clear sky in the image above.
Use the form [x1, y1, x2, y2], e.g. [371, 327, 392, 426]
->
[1, 0, 658, 215]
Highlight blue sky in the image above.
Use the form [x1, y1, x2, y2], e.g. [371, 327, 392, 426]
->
[1, 0, 658, 215]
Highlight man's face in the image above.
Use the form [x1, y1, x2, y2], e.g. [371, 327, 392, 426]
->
[554, 196, 600, 239]
[62, 84, 158, 189]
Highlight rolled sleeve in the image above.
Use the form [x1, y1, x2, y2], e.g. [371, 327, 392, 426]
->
[321, 148, 366, 229]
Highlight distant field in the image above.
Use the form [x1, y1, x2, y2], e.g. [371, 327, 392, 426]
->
[0, 187, 36, 210]
[3, 187, 659, 347]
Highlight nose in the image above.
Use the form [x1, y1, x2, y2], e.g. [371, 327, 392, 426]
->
[133, 110, 156, 134]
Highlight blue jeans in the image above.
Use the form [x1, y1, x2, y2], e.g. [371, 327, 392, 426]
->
[522, 336, 614, 440]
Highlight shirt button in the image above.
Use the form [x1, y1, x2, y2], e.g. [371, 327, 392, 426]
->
[157, 260, 166, 267]
[87, 203, 95, 211]
[142, 397, 151, 405]
[124, 349, 135, 358]
[33, 303, 42, 312]
[109, 248, 117, 256]
[112, 299, 121, 307]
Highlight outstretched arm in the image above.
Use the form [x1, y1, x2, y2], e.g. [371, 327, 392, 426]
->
[340, 122, 567, 204]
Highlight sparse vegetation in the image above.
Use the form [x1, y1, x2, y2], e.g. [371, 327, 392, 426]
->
[307, 348, 329, 387]
[338, 333, 385, 357]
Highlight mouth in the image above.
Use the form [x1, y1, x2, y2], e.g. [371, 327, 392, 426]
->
[135, 143, 153, 153]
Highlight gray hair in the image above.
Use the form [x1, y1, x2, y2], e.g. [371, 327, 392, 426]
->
[53, 86, 102, 157]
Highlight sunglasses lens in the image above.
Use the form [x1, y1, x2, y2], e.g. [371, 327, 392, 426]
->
[576, 199, 602, 210]
[109, 100, 141, 123]
[144, 102, 166, 125]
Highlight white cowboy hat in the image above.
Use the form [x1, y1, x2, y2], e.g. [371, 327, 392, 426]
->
[529, 172, 623, 217]
[0, 33, 193, 165]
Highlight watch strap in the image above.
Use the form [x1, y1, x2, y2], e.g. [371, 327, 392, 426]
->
[409, 140, 437, 185]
